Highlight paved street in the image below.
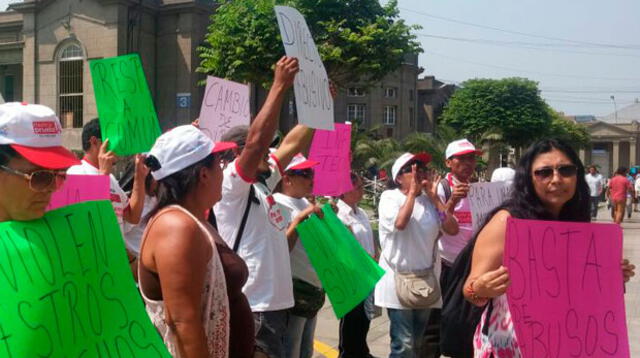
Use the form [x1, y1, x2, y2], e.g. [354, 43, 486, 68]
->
[313, 205, 640, 357]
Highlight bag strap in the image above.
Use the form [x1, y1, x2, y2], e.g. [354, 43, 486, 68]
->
[233, 185, 257, 253]
[439, 177, 452, 204]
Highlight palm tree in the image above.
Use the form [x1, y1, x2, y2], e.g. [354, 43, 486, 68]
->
[402, 124, 460, 172]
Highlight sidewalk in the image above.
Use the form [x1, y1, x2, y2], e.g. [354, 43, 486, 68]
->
[313, 205, 640, 357]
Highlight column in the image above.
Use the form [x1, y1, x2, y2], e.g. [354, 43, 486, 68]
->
[612, 140, 620, 172]
[630, 139, 637, 167]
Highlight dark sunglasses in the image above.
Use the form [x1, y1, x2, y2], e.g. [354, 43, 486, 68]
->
[399, 162, 428, 175]
[288, 169, 314, 179]
[0, 165, 67, 192]
[533, 165, 578, 180]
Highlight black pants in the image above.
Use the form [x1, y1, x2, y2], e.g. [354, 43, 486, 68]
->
[420, 263, 452, 358]
[590, 196, 599, 218]
[339, 300, 372, 358]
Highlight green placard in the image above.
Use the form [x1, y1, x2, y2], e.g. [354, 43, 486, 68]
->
[296, 204, 385, 318]
[0, 200, 170, 357]
[89, 54, 161, 156]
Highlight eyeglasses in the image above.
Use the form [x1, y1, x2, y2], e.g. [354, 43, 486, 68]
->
[288, 169, 314, 179]
[399, 162, 428, 175]
[0, 165, 67, 192]
[533, 165, 578, 180]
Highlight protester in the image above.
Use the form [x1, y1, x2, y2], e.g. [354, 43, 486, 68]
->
[272, 153, 324, 358]
[463, 139, 636, 357]
[489, 167, 515, 187]
[213, 56, 319, 358]
[67, 118, 148, 264]
[337, 173, 378, 358]
[585, 165, 604, 218]
[123, 173, 158, 256]
[0, 102, 80, 222]
[376, 152, 459, 357]
[423, 139, 481, 358]
[607, 166, 634, 224]
[138, 125, 250, 357]
[635, 173, 640, 212]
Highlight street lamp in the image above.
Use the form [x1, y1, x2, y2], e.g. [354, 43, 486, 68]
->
[610, 95, 618, 123]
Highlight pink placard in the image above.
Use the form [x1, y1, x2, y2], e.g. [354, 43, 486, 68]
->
[47, 175, 111, 211]
[309, 123, 352, 196]
[199, 76, 251, 142]
[505, 218, 629, 358]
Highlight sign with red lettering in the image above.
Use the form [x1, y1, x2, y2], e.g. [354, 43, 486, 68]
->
[504, 218, 629, 358]
[308, 123, 352, 196]
[199, 76, 250, 142]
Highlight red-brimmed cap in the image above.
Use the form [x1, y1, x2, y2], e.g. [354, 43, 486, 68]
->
[391, 152, 433, 181]
[285, 153, 319, 171]
[212, 141, 238, 153]
[11, 144, 80, 170]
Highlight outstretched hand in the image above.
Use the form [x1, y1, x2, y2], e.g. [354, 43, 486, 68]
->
[98, 139, 116, 176]
[622, 259, 636, 282]
[274, 56, 299, 89]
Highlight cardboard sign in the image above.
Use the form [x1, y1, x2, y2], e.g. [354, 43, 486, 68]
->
[296, 204, 385, 318]
[505, 218, 629, 358]
[47, 175, 111, 211]
[275, 6, 334, 130]
[309, 123, 352, 196]
[199, 76, 251, 141]
[468, 181, 510, 231]
[90, 54, 162, 156]
[0, 201, 171, 357]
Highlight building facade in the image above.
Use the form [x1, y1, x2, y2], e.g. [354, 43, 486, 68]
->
[0, 0, 214, 149]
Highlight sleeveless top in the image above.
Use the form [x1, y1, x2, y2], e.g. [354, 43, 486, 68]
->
[139, 205, 230, 358]
[473, 294, 521, 358]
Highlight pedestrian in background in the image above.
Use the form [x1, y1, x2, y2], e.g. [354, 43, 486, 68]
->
[585, 165, 604, 218]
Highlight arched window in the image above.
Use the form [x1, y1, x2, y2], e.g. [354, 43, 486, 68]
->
[58, 43, 83, 128]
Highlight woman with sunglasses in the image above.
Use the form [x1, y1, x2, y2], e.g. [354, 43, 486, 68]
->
[0, 102, 80, 222]
[376, 152, 459, 357]
[137, 125, 253, 358]
[463, 139, 636, 357]
[272, 153, 326, 358]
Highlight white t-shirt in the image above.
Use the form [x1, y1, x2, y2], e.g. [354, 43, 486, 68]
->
[123, 195, 157, 256]
[375, 189, 442, 309]
[437, 173, 474, 264]
[336, 199, 375, 256]
[214, 158, 294, 312]
[67, 159, 129, 234]
[585, 173, 604, 197]
[273, 193, 322, 288]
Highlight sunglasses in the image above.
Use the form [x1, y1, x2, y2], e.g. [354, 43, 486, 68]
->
[533, 165, 578, 180]
[0, 165, 67, 192]
[399, 162, 428, 175]
[288, 169, 314, 179]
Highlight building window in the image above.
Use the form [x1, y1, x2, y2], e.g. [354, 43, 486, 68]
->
[409, 89, 414, 101]
[3, 76, 14, 102]
[383, 105, 397, 125]
[58, 43, 84, 128]
[384, 87, 397, 98]
[347, 87, 365, 97]
[347, 104, 366, 124]
[409, 107, 415, 128]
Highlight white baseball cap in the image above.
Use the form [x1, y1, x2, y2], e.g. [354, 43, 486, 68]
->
[147, 125, 237, 180]
[0, 102, 80, 169]
[285, 153, 319, 172]
[391, 152, 432, 182]
[445, 139, 482, 159]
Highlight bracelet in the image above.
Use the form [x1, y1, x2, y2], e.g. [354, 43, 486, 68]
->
[466, 280, 489, 305]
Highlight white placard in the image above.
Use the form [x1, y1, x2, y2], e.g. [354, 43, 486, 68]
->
[468, 181, 511, 231]
[199, 76, 251, 141]
[275, 5, 334, 130]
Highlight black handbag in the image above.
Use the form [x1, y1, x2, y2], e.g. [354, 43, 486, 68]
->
[291, 278, 325, 318]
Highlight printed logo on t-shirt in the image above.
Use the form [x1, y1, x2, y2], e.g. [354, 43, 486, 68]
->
[454, 211, 472, 224]
[110, 193, 122, 203]
[32, 121, 62, 135]
[266, 195, 287, 231]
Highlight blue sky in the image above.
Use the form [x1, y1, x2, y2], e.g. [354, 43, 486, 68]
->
[2, 0, 638, 116]
[389, 0, 640, 116]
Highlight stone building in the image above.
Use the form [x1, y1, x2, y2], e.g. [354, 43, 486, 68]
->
[0, 0, 214, 149]
[416, 75, 457, 133]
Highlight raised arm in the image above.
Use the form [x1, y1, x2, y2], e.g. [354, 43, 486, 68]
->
[272, 124, 315, 170]
[237, 56, 299, 180]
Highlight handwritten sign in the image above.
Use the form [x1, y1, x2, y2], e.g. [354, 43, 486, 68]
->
[0, 201, 171, 357]
[309, 123, 352, 196]
[90, 54, 162, 156]
[296, 204, 385, 318]
[275, 6, 334, 130]
[199, 76, 251, 141]
[468, 181, 510, 231]
[505, 218, 629, 358]
[47, 175, 110, 211]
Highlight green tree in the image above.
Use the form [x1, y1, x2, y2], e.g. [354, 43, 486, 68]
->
[546, 111, 591, 149]
[441, 78, 552, 149]
[198, 0, 422, 88]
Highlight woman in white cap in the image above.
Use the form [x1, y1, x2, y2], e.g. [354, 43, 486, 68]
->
[272, 153, 324, 358]
[137, 125, 252, 358]
[376, 152, 459, 357]
[0, 102, 80, 222]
